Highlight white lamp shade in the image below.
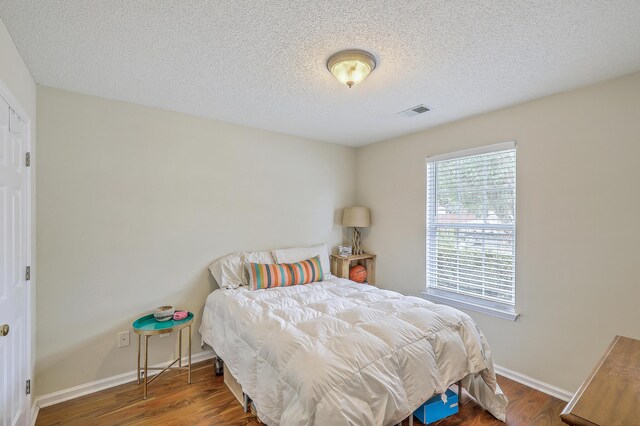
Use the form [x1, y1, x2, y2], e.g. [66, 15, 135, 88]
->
[342, 207, 371, 228]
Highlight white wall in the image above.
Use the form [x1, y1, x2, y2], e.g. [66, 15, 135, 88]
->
[0, 17, 37, 402]
[35, 86, 356, 395]
[355, 72, 640, 393]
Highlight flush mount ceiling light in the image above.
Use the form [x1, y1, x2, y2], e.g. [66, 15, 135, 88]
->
[327, 50, 376, 88]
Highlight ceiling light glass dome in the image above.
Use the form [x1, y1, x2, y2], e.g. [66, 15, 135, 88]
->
[327, 50, 377, 88]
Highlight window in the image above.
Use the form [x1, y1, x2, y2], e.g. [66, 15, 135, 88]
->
[426, 142, 517, 319]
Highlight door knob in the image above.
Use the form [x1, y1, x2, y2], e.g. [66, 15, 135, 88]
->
[0, 324, 9, 337]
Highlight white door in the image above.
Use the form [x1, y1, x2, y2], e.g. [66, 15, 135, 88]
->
[0, 95, 29, 426]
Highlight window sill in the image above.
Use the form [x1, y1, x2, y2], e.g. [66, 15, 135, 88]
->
[421, 289, 519, 321]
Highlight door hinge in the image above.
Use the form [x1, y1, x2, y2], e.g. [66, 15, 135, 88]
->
[25, 152, 30, 167]
[26, 380, 31, 395]
[25, 266, 30, 281]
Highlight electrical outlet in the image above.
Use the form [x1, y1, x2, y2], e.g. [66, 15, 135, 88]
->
[118, 331, 130, 348]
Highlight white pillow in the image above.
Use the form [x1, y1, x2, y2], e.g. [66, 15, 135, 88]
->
[271, 244, 332, 278]
[209, 250, 274, 289]
[244, 250, 275, 264]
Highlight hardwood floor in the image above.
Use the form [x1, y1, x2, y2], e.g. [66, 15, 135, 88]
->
[36, 360, 567, 425]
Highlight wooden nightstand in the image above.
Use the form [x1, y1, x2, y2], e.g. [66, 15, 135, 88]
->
[330, 253, 376, 285]
[560, 335, 640, 425]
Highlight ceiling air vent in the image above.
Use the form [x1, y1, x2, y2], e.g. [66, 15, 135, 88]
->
[397, 104, 431, 118]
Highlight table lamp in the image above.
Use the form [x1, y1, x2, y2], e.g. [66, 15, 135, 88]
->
[342, 207, 371, 255]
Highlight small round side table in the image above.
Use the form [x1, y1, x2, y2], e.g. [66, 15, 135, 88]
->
[132, 311, 194, 399]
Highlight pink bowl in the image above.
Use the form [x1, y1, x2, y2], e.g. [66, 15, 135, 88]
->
[173, 311, 188, 321]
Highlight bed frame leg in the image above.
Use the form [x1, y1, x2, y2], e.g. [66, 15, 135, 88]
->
[243, 393, 250, 413]
[397, 417, 413, 426]
[214, 356, 224, 376]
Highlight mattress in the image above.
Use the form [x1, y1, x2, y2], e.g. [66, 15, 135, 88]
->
[199, 277, 508, 425]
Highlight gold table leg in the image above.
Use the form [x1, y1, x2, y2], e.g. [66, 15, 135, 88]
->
[179, 329, 182, 368]
[137, 334, 141, 384]
[144, 335, 149, 399]
[188, 324, 192, 384]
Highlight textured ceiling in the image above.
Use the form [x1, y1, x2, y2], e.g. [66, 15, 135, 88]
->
[1, 1, 640, 146]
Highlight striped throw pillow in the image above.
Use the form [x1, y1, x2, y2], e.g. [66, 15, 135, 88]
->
[247, 255, 324, 290]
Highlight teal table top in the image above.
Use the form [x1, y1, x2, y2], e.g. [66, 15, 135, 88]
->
[132, 312, 194, 335]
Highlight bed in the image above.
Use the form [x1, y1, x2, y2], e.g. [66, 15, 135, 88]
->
[199, 246, 507, 425]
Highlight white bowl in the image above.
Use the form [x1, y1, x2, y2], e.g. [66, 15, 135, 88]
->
[154, 305, 175, 322]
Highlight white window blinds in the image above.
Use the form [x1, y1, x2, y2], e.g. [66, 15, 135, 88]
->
[426, 143, 516, 306]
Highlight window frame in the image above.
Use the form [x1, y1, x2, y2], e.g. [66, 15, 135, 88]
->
[423, 142, 519, 321]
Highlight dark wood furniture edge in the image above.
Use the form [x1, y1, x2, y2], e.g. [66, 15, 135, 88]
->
[559, 335, 620, 425]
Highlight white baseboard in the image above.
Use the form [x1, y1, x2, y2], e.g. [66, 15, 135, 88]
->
[494, 364, 574, 402]
[34, 350, 215, 414]
[30, 401, 39, 426]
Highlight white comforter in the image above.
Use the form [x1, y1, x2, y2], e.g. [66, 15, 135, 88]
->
[200, 277, 508, 425]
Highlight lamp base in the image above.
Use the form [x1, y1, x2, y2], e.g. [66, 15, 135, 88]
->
[352, 227, 365, 255]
